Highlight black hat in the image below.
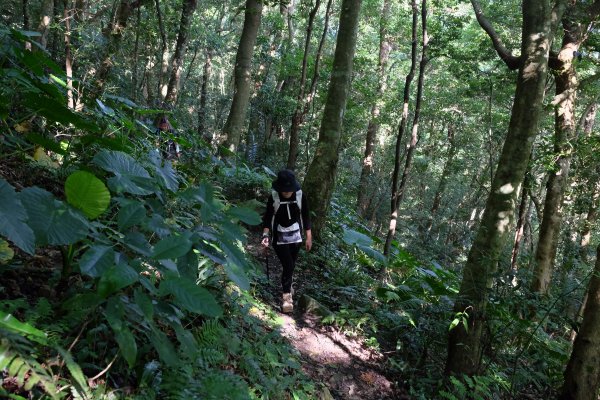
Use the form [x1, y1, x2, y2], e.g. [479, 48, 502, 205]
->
[272, 169, 300, 192]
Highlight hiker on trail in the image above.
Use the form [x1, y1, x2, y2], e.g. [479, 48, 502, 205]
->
[261, 169, 312, 313]
[156, 116, 181, 160]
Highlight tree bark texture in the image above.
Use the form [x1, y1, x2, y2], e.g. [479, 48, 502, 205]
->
[155, 0, 169, 100]
[36, 0, 54, 50]
[198, 50, 213, 140]
[383, 0, 418, 257]
[357, 0, 392, 217]
[63, 0, 74, 109]
[286, 0, 322, 170]
[559, 244, 600, 400]
[91, 0, 148, 102]
[531, 17, 584, 295]
[445, 0, 565, 377]
[302, 0, 362, 239]
[164, 0, 198, 104]
[384, 0, 428, 252]
[222, 0, 263, 154]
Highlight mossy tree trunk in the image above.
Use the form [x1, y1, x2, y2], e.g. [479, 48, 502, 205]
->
[221, 0, 263, 154]
[357, 0, 391, 217]
[445, 0, 565, 377]
[302, 0, 362, 238]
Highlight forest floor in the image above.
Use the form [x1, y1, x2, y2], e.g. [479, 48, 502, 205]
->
[246, 237, 405, 400]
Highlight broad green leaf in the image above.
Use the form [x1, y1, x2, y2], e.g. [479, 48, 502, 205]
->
[134, 289, 154, 320]
[0, 311, 47, 345]
[0, 179, 35, 254]
[115, 327, 137, 368]
[0, 239, 14, 264]
[65, 171, 111, 219]
[160, 278, 222, 317]
[123, 231, 152, 256]
[342, 229, 373, 247]
[78, 245, 115, 278]
[92, 150, 154, 195]
[97, 263, 139, 298]
[151, 232, 192, 260]
[20, 187, 89, 246]
[153, 159, 179, 192]
[227, 206, 261, 225]
[118, 202, 146, 230]
[224, 261, 250, 291]
[148, 327, 179, 367]
[25, 133, 68, 155]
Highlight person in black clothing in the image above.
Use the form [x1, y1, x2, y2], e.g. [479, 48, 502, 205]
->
[156, 116, 181, 160]
[261, 169, 312, 313]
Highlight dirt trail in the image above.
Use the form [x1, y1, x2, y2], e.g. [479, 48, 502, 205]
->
[247, 238, 398, 399]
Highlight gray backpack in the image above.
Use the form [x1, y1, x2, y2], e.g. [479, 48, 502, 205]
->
[271, 190, 304, 233]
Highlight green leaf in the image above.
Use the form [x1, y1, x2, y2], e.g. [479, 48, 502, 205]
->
[153, 159, 179, 192]
[93, 150, 154, 195]
[148, 327, 179, 367]
[160, 278, 222, 317]
[20, 187, 89, 246]
[97, 263, 139, 298]
[342, 229, 373, 247]
[224, 261, 250, 291]
[227, 206, 261, 225]
[134, 289, 154, 320]
[0, 239, 15, 264]
[56, 347, 92, 398]
[0, 179, 35, 254]
[123, 231, 152, 256]
[151, 232, 193, 260]
[65, 171, 111, 219]
[78, 245, 115, 278]
[0, 311, 47, 345]
[118, 202, 146, 230]
[25, 133, 68, 155]
[105, 297, 137, 368]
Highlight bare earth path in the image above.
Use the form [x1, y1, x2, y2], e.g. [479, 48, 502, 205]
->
[247, 238, 401, 399]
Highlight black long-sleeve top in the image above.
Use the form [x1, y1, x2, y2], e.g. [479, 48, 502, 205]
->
[262, 191, 311, 235]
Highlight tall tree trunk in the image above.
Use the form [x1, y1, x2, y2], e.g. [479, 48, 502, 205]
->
[37, 0, 55, 50]
[559, 244, 600, 400]
[382, 0, 418, 257]
[530, 17, 585, 295]
[357, 0, 392, 216]
[384, 0, 428, 257]
[90, 0, 148, 102]
[22, 0, 30, 29]
[510, 180, 529, 273]
[427, 124, 457, 233]
[63, 0, 74, 110]
[131, 5, 141, 101]
[286, 0, 322, 170]
[302, 0, 362, 239]
[163, 0, 197, 104]
[198, 49, 213, 141]
[155, 0, 169, 100]
[221, 0, 263, 154]
[445, 0, 565, 377]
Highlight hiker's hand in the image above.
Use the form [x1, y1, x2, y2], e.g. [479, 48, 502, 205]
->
[261, 235, 269, 248]
[305, 230, 312, 252]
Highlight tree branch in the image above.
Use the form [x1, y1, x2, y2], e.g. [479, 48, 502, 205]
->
[470, 0, 522, 70]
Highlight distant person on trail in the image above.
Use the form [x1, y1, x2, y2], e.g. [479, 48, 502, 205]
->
[261, 169, 312, 313]
[156, 116, 181, 160]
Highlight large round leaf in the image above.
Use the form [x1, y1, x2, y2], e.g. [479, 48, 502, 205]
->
[65, 171, 110, 219]
[0, 179, 35, 254]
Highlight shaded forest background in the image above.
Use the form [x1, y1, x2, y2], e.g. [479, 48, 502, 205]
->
[1, 0, 600, 398]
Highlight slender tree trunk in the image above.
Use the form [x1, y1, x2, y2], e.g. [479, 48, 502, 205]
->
[91, 0, 148, 102]
[531, 16, 588, 295]
[131, 5, 141, 101]
[286, 0, 322, 170]
[155, 0, 169, 100]
[382, 0, 418, 257]
[22, 0, 30, 29]
[427, 124, 457, 232]
[221, 0, 263, 154]
[559, 244, 600, 400]
[384, 0, 428, 256]
[63, 0, 74, 110]
[510, 181, 529, 273]
[302, 0, 362, 238]
[445, 0, 565, 377]
[37, 0, 55, 50]
[164, 0, 197, 104]
[357, 0, 391, 216]
[198, 49, 213, 140]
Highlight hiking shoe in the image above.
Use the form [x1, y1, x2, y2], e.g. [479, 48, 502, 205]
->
[282, 293, 293, 313]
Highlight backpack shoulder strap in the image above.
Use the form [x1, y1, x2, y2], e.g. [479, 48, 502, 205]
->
[296, 190, 303, 231]
[271, 190, 280, 232]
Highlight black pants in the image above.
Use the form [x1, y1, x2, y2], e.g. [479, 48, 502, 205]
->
[274, 243, 301, 293]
